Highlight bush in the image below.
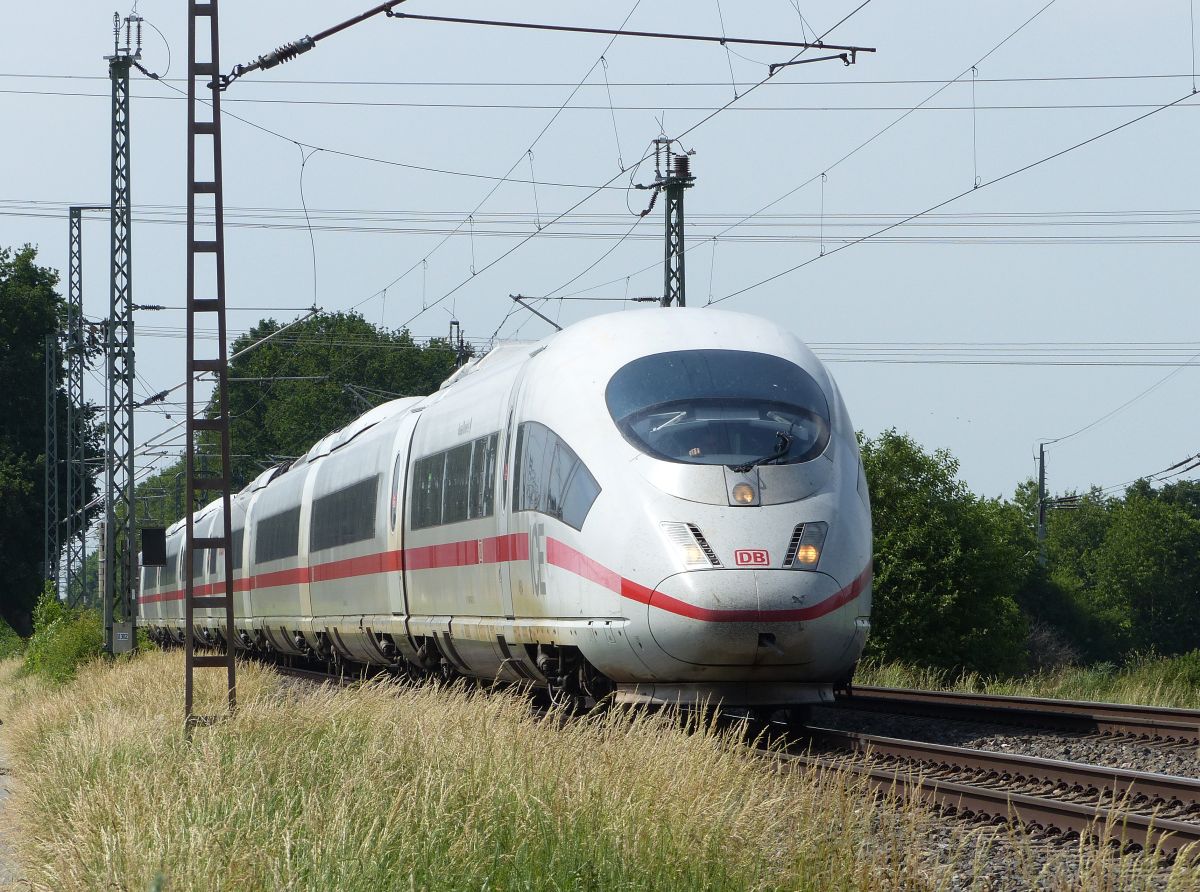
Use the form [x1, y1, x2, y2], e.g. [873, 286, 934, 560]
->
[0, 615, 23, 659]
[22, 587, 104, 684]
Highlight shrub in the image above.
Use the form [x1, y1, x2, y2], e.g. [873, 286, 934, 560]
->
[0, 615, 23, 659]
[21, 587, 103, 684]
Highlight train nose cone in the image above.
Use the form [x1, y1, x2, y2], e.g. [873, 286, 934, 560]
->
[647, 569, 848, 666]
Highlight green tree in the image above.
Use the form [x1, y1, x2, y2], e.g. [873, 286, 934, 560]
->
[860, 429, 1028, 675]
[0, 246, 101, 634]
[211, 312, 459, 487]
[135, 312, 460, 528]
[1042, 489, 1129, 659]
[1093, 491, 1200, 655]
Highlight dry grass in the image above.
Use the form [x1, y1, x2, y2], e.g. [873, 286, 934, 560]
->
[0, 653, 1196, 891]
[855, 654, 1200, 710]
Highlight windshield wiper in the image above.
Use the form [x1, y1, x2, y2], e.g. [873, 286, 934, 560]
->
[730, 432, 792, 474]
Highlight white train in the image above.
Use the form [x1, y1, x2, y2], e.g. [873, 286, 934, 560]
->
[141, 308, 872, 710]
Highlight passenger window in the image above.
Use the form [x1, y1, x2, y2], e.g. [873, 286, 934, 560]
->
[514, 422, 601, 531]
[411, 452, 446, 530]
[468, 433, 497, 520]
[255, 506, 301, 563]
[442, 444, 473, 525]
[231, 528, 244, 571]
[163, 547, 178, 585]
[411, 432, 501, 530]
[310, 475, 380, 552]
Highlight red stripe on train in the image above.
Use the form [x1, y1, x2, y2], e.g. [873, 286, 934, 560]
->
[143, 533, 868, 622]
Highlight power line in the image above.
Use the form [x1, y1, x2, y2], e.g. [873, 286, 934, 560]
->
[93, 77, 627, 191]
[3, 71, 1195, 88]
[385, 11, 875, 55]
[16, 207, 1200, 243]
[432, 0, 879, 340]
[555, 0, 1068, 301]
[22, 86, 1200, 113]
[711, 90, 1200, 305]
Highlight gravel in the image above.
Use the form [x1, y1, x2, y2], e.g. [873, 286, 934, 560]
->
[811, 705, 1200, 778]
[809, 704, 1200, 889]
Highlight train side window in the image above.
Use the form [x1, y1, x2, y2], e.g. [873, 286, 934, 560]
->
[468, 433, 498, 520]
[515, 421, 601, 531]
[207, 544, 218, 575]
[255, 506, 301, 563]
[141, 566, 158, 591]
[231, 528, 244, 571]
[411, 452, 446, 530]
[192, 548, 205, 580]
[162, 545, 178, 586]
[310, 475, 380, 552]
[442, 444, 472, 525]
[560, 462, 601, 530]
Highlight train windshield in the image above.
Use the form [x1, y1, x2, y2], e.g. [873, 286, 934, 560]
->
[605, 349, 831, 467]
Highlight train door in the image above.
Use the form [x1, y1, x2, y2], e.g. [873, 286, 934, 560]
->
[496, 370, 532, 620]
[387, 411, 422, 621]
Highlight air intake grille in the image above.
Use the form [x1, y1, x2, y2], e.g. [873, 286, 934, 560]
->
[782, 524, 805, 567]
[686, 523, 722, 567]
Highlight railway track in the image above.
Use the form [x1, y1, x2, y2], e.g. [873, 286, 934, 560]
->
[839, 686, 1200, 746]
[781, 726, 1200, 856]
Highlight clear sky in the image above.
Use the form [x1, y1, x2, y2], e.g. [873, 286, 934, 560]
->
[3, 0, 1198, 500]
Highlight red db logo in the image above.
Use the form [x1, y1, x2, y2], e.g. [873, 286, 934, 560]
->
[734, 549, 769, 567]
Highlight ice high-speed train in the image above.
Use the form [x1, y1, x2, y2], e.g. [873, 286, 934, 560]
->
[141, 309, 872, 710]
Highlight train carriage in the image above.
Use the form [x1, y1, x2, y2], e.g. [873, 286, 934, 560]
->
[141, 308, 872, 709]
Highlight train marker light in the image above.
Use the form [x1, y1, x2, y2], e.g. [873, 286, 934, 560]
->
[732, 483, 756, 504]
[792, 522, 828, 569]
[796, 544, 820, 565]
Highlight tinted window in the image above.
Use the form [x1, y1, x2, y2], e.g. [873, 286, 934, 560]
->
[192, 547, 206, 580]
[514, 422, 601, 531]
[231, 527, 244, 571]
[442, 444, 472, 525]
[605, 349, 831, 467]
[411, 433, 500, 530]
[255, 506, 301, 564]
[163, 545, 179, 585]
[311, 475, 380, 552]
[411, 452, 445, 530]
[469, 434, 498, 520]
[141, 566, 158, 591]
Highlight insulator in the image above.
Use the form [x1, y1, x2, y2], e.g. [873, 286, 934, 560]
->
[673, 154, 691, 179]
[256, 36, 316, 71]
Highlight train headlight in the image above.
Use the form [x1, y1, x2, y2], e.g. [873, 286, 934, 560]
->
[732, 483, 756, 504]
[661, 522, 722, 569]
[789, 521, 828, 569]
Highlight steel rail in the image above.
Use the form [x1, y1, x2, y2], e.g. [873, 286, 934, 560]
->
[805, 726, 1200, 809]
[781, 748, 1200, 856]
[841, 686, 1200, 744]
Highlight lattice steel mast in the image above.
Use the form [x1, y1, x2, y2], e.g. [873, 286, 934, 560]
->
[185, 0, 237, 721]
[66, 206, 106, 607]
[657, 141, 695, 308]
[43, 334, 59, 591]
[103, 13, 140, 651]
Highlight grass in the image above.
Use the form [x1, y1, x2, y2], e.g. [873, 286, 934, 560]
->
[855, 651, 1200, 710]
[0, 653, 1196, 891]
